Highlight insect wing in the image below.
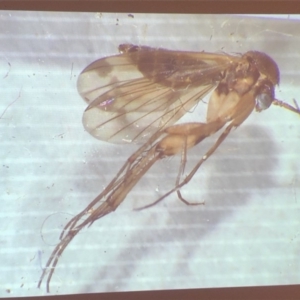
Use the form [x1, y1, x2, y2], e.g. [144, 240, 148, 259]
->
[77, 47, 241, 143]
[78, 54, 144, 105]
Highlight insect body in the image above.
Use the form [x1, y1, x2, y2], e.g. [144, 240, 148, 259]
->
[38, 44, 300, 292]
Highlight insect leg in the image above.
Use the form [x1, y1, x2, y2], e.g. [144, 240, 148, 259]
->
[176, 135, 205, 206]
[59, 130, 166, 238]
[37, 229, 77, 292]
[38, 136, 163, 292]
[134, 122, 235, 211]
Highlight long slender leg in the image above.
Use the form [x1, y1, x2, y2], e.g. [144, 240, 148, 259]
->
[59, 130, 166, 238]
[134, 122, 235, 211]
[175, 136, 204, 206]
[38, 134, 163, 292]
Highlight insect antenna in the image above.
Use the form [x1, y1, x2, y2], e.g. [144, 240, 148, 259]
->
[273, 99, 300, 115]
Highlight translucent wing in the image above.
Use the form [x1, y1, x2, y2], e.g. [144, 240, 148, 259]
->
[77, 45, 242, 143]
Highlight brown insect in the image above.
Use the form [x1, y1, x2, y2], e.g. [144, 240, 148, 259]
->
[38, 44, 300, 292]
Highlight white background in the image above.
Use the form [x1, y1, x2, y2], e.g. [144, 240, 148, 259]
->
[0, 12, 299, 297]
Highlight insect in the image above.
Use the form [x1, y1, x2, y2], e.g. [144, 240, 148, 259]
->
[38, 44, 300, 292]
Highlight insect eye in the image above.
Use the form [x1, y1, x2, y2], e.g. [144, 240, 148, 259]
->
[255, 80, 274, 112]
[255, 92, 273, 111]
